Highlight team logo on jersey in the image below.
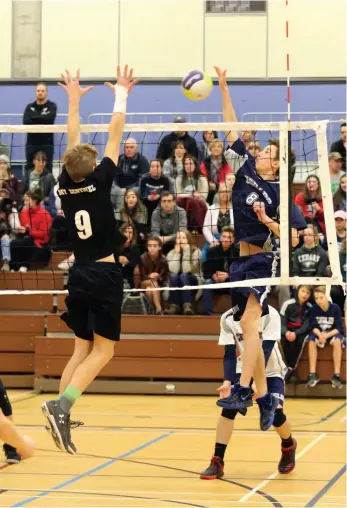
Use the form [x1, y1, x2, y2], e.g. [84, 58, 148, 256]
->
[244, 175, 273, 204]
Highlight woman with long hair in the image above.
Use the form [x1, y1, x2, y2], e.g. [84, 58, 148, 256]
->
[333, 174, 346, 212]
[0, 155, 20, 204]
[200, 139, 232, 204]
[198, 130, 218, 162]
[118, 223, 141, 289]
[163, 141, 187, 180]
[294, 175, 325, 233]
[120, 189, 148, 250]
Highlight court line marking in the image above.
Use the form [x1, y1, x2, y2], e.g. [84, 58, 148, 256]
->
[9, 391, 37, 403]
[295, 401, 347, 428]
[305, 464, 347, 507]
[239, 432, 327, 503]
[11, 431, 173, 508]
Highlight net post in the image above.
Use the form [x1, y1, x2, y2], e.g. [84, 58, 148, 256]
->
[279, 125, 290, 281]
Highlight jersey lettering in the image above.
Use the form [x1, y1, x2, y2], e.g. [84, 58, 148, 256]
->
[75, 210, 92, 240]
[246, 192, 259, 205]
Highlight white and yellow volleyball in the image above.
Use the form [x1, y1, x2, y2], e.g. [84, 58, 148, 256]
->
[181, 70, 213, 101]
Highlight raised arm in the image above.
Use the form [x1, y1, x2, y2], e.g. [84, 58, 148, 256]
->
[104, 65, 139, 166]
[214, 66, 238, 146]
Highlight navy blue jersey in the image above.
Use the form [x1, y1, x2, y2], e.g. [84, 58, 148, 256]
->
[310, 303, 344, 335]
[226, 139, 306, 248]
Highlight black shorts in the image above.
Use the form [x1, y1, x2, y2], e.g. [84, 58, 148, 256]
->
[61, 262, 123, 341]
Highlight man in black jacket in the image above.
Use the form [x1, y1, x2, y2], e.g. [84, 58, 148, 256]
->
[330, 122, 346, 171]
[202, 227, 239, 315]
[140, 159, 172, 220]
[156, 116, 198, 161]
[23, 82, 57, 172]
[115, 138, 149, 190]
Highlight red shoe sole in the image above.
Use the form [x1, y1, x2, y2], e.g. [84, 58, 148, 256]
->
[200, 473, 224, 480]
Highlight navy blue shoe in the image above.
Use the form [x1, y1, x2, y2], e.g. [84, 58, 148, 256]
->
[257, 393, 279, 431]
[217, 387, 253, 410]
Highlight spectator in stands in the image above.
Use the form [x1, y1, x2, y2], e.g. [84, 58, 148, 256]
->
[340, 237, 346, 283]
[330, 122, 346, 170]
[110, 182, 125, 214]
[280, 285, 312, 383]
[200, 139, 232, 204]
[198, 130, 218, 162]
[22, 151, 56, 204]
[202, 226, 238, 315]
[333, 174, 346, 212]
[329, 152, 345, 194]
[241, 129, 256, 148]
[139, 235, 169, 314]
[334, 210, 347, 252]
[163, 141, 186, 180]
[151, 191, 187, 254]
[0, 192, 24, 272]
[247, 141, 262, 158]
[115, 138, 149, 191]
[165, 230, 202, 315]
[9, 188, 51, 272]
[118, 224, 141, 289]
[119, 189, 147, 250]
[23, 82, 57, 172]
[156, 116, 198, 161]
[46, 184, 70, 252]
[0, 155, 20, 204]
[330, 235, 346, 313]
[140, 159, 172, 219]
[292, 225, 328, 278]
[294, 175, 325, 234]
[306, 287, 345, 389]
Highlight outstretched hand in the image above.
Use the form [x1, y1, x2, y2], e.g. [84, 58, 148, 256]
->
[253, 201, 268, 223]
[214, 66, 228, 90]
[104, 65, 140, 94]
[58, 69, 94, 101]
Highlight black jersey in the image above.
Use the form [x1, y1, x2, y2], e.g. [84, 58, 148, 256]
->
[58, 157, 121, 262]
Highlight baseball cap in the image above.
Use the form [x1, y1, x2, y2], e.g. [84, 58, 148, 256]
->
[334, 210, 347, 220]
[173, 115, 186, 123]
[329, 152, 343, 161]
[0, 154, 10, 164]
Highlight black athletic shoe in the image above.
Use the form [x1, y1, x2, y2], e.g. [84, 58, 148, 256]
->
[217, 387, 253, 410]
[44, 422, 63, 450]
[42, 400, 76, 454]
[3, 444, 21, 464]
[257, 393, 279, 431]
[200, 456, 224, 480]
[278, 438, 297, 474]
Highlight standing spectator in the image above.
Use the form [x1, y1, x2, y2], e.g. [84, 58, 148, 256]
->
[198, 131, 218, 162]
[140, 159, 172, 219]
[139, 235, 169, 314]
[333, 174, 346, 211]
[115, 138, 149, 191]
[163, 141, 186, 180]
[202, 226, 238, 315]
[200, 139, 232, 204]
[294, 175, 325, 234]
[292, 225, 328, 277]
[334, 210, 347, 252]
[151, 191, 187, 254]
[119, 189, 147, 250]
[23, 82, 57, 172]
[156, 116, 198, 161]
[22, 151, 56, 203]
[280, 285, 312, 382]
[117, 224, 141, 288]
[165, 230, 202, 315]
[306, 287, 345, 389]
[0, 155, 20, 204]
[330, 122, 346, 171]
[329, 153, 345, 194]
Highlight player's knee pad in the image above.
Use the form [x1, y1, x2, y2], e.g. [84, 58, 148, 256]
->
[221, 408, 239, 420]
[0, 378, 12, 417]
[273, 408, 286, 428]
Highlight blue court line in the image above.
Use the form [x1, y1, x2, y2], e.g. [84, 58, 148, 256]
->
[12, 431, 172, 508]
[305, 464, 346, 507]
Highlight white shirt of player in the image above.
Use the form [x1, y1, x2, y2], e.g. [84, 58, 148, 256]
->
[218, 305, 287, 379]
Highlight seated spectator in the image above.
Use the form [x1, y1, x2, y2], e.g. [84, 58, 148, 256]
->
[294, 175, 325, 234]
[165, 230, 202, 315]
[329, 152, 345, 194]
[163, 141, 186, 180]
[115, 138, 149, 191]
[201, 139, 232, 204]
[151, 191, 187, 254]
[117, 223, 141, 288]
[9, 188, 52, 272]
[280, 285, 312, 382]
[197, 130, 218, 162]
[46, 184, 70, 251]
[247, 141, 262, 158]
[119, 189, 147, 251]
[140, 159, 172, 219]
[330, 122, 346, 171]
[139, 235, 169, 314]
[22, 151, 55, 203]
[241, 129, 256, 148]
[334, 210, 347, 252]
[292, 225, 328, 277]
[0, 155, 20, 204]
[202, 226, 238, 315]
[330, 235, 346, 313]
[0, 193, 24, 271]
[333, 174, 346, 211]
[307, 287, 345, 389]
[156, 116, 198, 161]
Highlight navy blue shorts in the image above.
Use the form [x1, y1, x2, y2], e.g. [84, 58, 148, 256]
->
[309, 333, 345, 348]
[230, 252, 280, 317]
[61, 262, 123, 341]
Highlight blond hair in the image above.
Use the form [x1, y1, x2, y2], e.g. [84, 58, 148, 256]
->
[63, 144, 98, 182]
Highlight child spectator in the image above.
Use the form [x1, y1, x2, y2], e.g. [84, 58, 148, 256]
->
[22, 151, 56, 203]
[202, 226, 239, 315]
[280, 285, 312, 382]
[292, 225, 328, 277]
[118, 224, 141, 289]
[200, 139, 232, 204]
[151, 192, 187, 254]
[333, 174, 346, 212]
[294, 175, 325, 234]
[198, 131, 218, 162]
[165, 230, 203, 315]
[140, 159, 172, 219]
[163, 141, 186, 180]
[334, 210, 347, 252]
[0, 155, 20, 204]
[307, 287, 345, 389]
[139, 235, 169, 314]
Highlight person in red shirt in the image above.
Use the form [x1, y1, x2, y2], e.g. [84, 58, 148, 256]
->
[294, 175, 325, 234]
[10, 188, 52, 271]
[200, 139, 232, 204]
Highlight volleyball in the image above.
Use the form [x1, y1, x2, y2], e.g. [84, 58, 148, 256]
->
[181, 70, 213, 101]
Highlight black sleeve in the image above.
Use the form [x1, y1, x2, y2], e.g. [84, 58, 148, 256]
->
[23, 104, 35, 125]
[262, 340, 276, 367]
[188, 137, 198, 158]
[223, 345, 237, 382]
[203, 248, 215, 279]
[94, 157, 118, 188]
[128, 246, 141, 268]
[280, 313, 288, 338]
[156, 139, 166, 160]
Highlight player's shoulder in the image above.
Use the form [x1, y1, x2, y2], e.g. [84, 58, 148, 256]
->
[96, 157, 118, 171]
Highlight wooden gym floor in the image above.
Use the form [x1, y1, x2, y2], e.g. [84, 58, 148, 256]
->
[0, 391, 346, 508]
